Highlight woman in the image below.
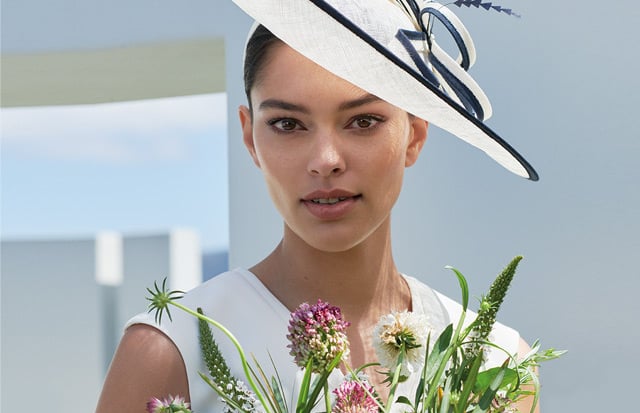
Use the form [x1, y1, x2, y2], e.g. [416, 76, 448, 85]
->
[97, 1, 539, 412]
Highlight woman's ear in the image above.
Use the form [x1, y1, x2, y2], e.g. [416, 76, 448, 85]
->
[405, 117, 428, 167]
[239, 105, 261, 168]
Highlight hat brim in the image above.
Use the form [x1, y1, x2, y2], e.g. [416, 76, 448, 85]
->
[233, 0, 538, 181]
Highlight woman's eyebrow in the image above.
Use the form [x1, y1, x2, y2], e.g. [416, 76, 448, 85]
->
[258, 94, 383, 114]
[258, 99, 310, 114]
[338, 94, 382, 111]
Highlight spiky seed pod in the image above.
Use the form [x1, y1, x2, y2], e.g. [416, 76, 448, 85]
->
[146, 278, 184, 323]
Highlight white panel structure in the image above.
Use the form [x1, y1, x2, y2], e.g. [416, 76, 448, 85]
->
[95, 231, 124, 286]
[169, 229, 203, 292]
[1, 238, 103, 412]
[0, 229, 202, 413]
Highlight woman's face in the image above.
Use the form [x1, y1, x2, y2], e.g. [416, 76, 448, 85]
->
[240, 43, 427, 252]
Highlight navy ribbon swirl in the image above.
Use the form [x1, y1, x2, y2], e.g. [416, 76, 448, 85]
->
[395, 2, 485, 120]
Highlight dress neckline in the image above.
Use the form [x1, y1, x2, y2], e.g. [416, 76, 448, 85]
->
[231, 267, 435, 320]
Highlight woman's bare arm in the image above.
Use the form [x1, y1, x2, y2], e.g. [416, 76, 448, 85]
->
[515, 337, 541, 413]
[96, 324, 189, 413]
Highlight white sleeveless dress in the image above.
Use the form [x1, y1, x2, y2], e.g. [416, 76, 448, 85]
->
[127, 268, 519, 413]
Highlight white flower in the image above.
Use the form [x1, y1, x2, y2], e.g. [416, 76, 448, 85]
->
[219, 379, 257, 413]
[372, 311, 431, 378]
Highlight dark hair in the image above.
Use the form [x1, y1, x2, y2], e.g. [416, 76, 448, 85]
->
[243, 24, 283, 110]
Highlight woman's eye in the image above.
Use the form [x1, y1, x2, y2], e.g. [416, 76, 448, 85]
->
[349, 116, 382, 129]
[268, 118, 301, 132]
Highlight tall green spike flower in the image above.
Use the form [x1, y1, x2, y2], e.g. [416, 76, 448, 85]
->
[466, 256, 523, 359]
[198, 308, 257, 413]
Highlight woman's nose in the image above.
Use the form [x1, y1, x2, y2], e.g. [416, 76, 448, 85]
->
[307, 132, 346, 177]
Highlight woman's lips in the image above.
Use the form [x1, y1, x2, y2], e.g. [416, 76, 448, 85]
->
[301, 190, 361, 220]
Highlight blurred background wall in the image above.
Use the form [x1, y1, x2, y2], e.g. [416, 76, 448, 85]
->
[2, 1, 639, 412]
[1, 231, 210, 411]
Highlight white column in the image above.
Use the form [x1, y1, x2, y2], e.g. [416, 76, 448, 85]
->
[224, 6, 282, 269]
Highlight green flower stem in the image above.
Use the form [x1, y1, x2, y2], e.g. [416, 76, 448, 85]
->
[385, 352, 405, 412]
[324, 381, 331, 413]
[423, 308, 468, 409]
[301, 354, 342, 413]
[296, 358, 314, 412]
[168, 300, 272, 413]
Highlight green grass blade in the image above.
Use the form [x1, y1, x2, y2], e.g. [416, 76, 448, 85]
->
[454, 351, 483, 413]
[445, 266, 469, 311]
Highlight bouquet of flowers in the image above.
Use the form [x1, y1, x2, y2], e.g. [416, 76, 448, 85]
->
[146, 256, 564, 413]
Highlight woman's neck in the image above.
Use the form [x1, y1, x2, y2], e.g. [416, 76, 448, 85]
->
[250, 219, 410, 316]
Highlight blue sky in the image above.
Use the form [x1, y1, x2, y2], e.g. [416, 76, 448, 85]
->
[1, 93, 229, 251]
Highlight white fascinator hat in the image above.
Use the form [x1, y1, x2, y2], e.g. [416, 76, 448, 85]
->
[232, 0, 538, 181]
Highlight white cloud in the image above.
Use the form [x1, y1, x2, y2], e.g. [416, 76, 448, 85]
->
[1, 93, 227, 163]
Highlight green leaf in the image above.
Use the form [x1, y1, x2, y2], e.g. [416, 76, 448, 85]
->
[395, 395, 413, 406]
[296, 359, 314, 412]
[415, 331, 432, 408]
[445, 266, 469, 311]
[271, 377, 286, 413]
[439, 376, 453, 413]
[473, 366, 517, 395]
[454, 350, 484, 413]
[414, 375, 426, 408]
[268, 353, 288, 413]
[472, 366, 506, 413]
[425, 324, 453, 381]
[385, 352, 406, 411]
[422, 324, 458, 409]
[247, 356, 279, 413]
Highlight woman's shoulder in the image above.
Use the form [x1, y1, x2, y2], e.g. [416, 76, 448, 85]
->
[96, 323, 189, 412]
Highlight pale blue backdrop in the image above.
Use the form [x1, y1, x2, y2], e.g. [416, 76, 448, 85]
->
[2, 1, 639, 412]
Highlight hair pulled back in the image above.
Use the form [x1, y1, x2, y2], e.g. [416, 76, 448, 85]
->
[243, 24, 282, 110]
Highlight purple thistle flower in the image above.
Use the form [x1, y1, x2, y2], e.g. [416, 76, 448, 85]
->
[331, 379, 378, 413]
[287, 299, 350, 373]
[146, 395, 191, 413]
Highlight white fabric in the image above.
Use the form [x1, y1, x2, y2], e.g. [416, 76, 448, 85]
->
[127, 268, 520, 412]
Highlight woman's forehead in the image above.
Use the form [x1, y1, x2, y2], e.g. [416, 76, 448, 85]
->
[251, 44, 399, 113]
[257, 44, 359, 91]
